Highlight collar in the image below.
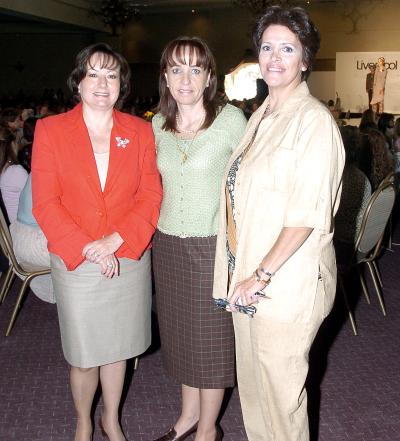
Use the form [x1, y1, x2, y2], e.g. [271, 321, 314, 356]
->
[260, 81, 311, 118]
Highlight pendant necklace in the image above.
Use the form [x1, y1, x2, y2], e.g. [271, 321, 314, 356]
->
[175, 131, 199, 164]
[175, 114, 204, 164]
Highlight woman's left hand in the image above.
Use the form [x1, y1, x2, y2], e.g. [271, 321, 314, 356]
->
[98, 253, 120, 278]
[83, 232, 124, 263]
[228, 275, 269, 310]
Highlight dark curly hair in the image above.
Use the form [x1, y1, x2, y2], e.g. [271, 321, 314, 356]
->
[67, 42, 131, 108]
[253, 5, 320, 81]
[340, 125, 362, 165]
[359, 109, 378, 133]
[367, 129, 394, 190]
[158, 36, 219, 132]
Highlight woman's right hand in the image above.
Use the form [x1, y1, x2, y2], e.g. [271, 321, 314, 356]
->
[83, 233, 124, 264]
[228, 275, 268, 309]
[97, 253, 120, 278]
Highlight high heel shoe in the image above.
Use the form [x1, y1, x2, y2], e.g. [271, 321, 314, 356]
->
[152, 421, 198, 441]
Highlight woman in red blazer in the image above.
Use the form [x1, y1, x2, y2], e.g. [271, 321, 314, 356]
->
[32, 43, 162, 441]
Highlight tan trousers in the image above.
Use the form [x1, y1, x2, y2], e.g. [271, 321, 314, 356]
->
[233, 283, 326, 441]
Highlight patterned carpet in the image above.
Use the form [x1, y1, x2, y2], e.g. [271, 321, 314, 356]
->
[0, 239, 399, 440]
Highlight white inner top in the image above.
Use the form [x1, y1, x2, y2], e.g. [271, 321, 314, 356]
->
[94, 151, 110, 191]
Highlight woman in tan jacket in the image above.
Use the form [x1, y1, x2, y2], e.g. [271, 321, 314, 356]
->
[213, 6, 345, 441]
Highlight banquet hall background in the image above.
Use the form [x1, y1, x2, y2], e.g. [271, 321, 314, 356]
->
[1, 1, 400, 441]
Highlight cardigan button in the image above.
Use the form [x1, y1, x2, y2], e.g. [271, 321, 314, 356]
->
[97, 210, 104, 217]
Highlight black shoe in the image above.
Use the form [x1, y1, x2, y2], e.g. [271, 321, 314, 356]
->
[152, 422, 198, 441]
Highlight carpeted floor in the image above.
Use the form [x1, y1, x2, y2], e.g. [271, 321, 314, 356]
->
[0, 239, 399, 441]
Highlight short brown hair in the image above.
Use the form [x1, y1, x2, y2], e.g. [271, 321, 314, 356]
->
[253, 5, 320, 81]
[67, 42, 131, 108]
[158, 36, 219, 132]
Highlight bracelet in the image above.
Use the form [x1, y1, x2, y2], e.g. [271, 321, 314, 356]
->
[253, 269, 271, 287]
[258, 266, 275, 279]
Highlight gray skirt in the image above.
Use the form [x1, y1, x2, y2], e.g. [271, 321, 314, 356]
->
[51, 251, 152, 368]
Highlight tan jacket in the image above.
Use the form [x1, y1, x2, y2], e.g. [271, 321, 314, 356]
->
[213, 82, 345, 323]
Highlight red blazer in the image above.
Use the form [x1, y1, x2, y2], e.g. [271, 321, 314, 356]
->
[32, 103, 162, 270]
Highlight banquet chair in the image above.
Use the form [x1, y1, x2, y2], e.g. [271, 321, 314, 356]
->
[379, 172, 396, 252]
[0, 191, 12, 302]
[362, 172, 397, 288]
[0, 208, 51, 336]
[337, 179, 396, 335]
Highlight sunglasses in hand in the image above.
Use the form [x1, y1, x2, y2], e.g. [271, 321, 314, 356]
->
[213, 297, 257, 318]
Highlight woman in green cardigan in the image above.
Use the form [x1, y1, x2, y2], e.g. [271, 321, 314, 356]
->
[151, 37, 247, 441]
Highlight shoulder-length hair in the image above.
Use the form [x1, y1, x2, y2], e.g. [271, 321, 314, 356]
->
[339, 125, 362, 165]
[367, 128, 394, 190]
[158, 36, 219, 132]
[253, 5, 320, 81]
[67, 42, 131, 108]
[377, 112, 394, 134]
[0, 126, 18, 174]
[359, 109, 378, 132]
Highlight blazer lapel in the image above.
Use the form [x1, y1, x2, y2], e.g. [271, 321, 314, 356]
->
[103, 110, 138, 194]
[65, 103, 104, 200]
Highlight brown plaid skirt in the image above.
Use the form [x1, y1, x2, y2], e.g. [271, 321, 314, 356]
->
[152, 230, 235, 389]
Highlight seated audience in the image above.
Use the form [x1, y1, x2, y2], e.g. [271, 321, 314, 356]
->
[0, 107, 24, 149]
[1, 107, 24, 148]
[393, 118, 400, 189]
[0, 126, 28, 223]
[10, 174, 54, 303]
[0, 190, 10, 270]
[327, 95, 341, 120]
[18, 117, 36, 172]
[21, 108, 34, 122]
[335, 126, 372, 244]
[356, 131, 373, 179]
[377, 112, 395, 152]
[366, 128, 394, 190]
[1, 107, 20, 128]
[359, 108, 378, 133]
